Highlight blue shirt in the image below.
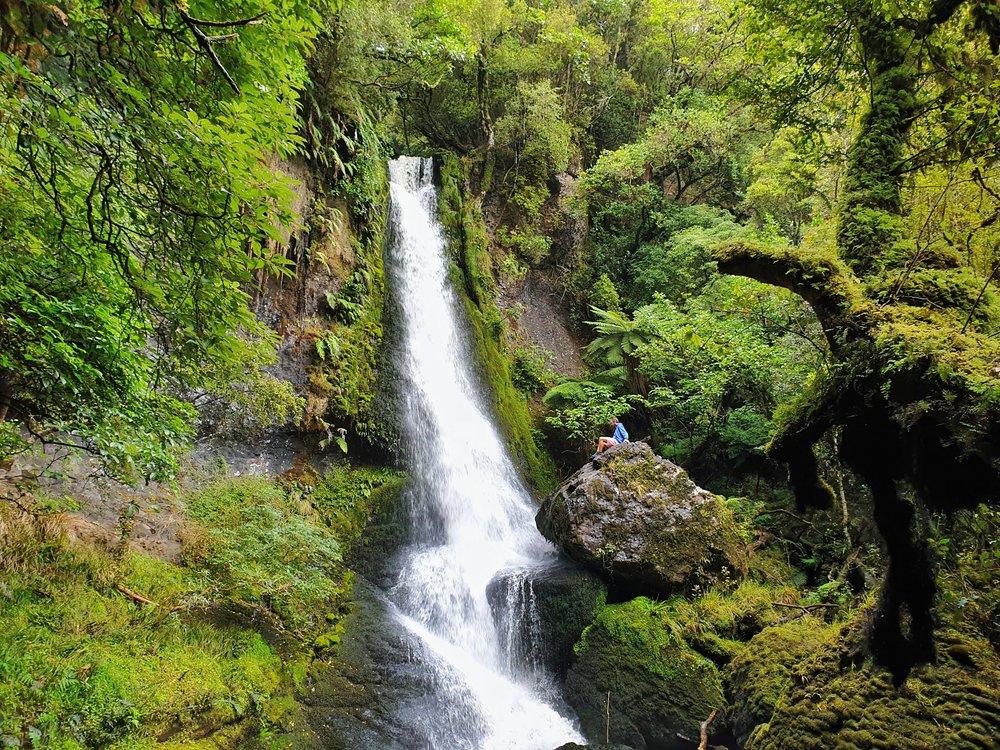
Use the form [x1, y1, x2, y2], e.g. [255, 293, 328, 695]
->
[613, 422, 628, 443]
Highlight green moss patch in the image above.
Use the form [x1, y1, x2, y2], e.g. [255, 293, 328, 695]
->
[567, 597, 725, 748]
[0, 510, 282, 750]
[729, 615, 1000, 750]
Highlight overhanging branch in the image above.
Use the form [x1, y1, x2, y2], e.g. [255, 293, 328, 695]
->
[713, 241, 869, 352]
[178, 10, 267, 95]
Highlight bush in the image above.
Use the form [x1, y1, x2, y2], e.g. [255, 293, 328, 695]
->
[590, 273, 622, 312]
[511, 345, 557, 395]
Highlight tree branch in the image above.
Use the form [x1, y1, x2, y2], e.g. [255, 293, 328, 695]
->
[962, 259, 1000, 334]
[896, 0, 967, 36]
[177, 10, 265, 94]
[712, 241, 868, 351]
[698, 710, 717, 750]
[115, 583, 158, 607]
[178, 12, 266, 29]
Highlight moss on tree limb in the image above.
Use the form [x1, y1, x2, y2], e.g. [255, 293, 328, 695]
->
[714, 241, 871, 354]
[712, 237, 1000, 681]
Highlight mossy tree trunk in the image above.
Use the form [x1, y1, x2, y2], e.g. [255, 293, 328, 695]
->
[714, 0, 1000, 680]
[836, 15, 915, 277]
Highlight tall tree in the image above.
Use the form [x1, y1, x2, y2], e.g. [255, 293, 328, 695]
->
[716, 0, 1000, 678]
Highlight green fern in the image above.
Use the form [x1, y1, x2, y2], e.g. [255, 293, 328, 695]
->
[585, 307, 658, 393]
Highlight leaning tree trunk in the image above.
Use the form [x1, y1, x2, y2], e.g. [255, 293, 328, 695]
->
[708, 2, 993, 681]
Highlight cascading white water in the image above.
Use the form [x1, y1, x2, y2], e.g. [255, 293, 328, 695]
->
[384, 156, 584, 749]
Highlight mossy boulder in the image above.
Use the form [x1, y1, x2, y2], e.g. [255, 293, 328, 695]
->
[728, 618, 1000, 750]
[343, 477, 411, 587]
[566, 597, 726, 750]
[553, 744, 636, 750]
[536, 442, 746, 597]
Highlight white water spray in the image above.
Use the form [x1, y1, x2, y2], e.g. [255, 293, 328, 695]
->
[384, 156, 584, 749]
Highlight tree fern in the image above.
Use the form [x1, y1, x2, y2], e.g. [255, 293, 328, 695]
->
[585, 307, 657, 394]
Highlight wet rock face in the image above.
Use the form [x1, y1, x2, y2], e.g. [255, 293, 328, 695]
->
[535, 442, 746, 598]
[274, 579, 429, 750]
[486, 564, 607, 678]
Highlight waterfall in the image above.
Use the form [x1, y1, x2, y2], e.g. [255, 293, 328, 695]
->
[382, 156, 584, 749]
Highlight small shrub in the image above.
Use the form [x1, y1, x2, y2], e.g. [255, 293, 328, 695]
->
[511, 345, 557, 395]
[590, 273, 622, 312]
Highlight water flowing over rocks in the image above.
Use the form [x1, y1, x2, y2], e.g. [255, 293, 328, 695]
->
[535, 442, 746, 597]
[486, 565, 606, 678]
[374, 156, 584, 748]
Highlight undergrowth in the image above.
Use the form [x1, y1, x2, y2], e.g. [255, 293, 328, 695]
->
[0, 506, 281, 749]
[0, 462, 407, 750]
[183, 477, 342, 635]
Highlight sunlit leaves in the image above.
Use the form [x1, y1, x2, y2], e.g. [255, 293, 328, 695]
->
[0, 1, 322, 480]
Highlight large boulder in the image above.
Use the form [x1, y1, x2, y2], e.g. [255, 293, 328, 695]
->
[536, 442, 746, 597]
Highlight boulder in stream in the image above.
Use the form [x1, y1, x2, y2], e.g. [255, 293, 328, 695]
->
[536, 442, 746, 597]
[486, 564, 607, 678]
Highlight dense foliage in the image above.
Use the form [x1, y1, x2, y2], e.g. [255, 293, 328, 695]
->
[2, 0, 1000, 746]
[0, 462, 406, 749]
[0, 1, 323, 482]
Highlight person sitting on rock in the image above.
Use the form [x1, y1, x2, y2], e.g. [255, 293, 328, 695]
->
[595, 417, 628, 456]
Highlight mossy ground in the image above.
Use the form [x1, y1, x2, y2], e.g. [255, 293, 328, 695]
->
[0, 513, 282, 749]
[0, 462, 407, 750]
[734, 616, 1000, 750]
[723, 503, 1000, 750]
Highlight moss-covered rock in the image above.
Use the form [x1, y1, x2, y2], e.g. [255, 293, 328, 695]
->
[659, 579, 800, 668]
[263, 579, 425, 750]
[726, 617, 841, 745]
[566, 597, 726, 750]
[534, 567, 608, 676]
[311, 464, 409, 587]
[728, 616, 1000, 750]
[536, 442, 747, 597]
